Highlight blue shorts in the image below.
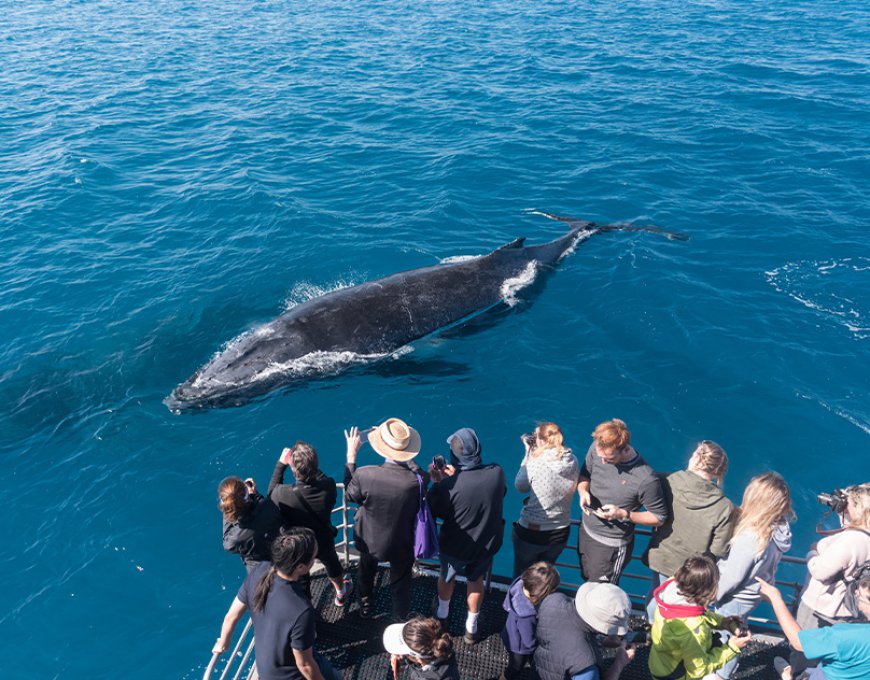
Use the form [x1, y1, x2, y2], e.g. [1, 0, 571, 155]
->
[439, 553, 491, 582]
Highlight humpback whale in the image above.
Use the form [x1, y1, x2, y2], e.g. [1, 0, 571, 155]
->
[165, 213, 685, 410]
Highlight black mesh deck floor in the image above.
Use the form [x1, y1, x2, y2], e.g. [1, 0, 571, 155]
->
[307, 565, 789, 680]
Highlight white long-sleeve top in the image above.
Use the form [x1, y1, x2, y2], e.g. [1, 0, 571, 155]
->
[801, 527, 870, 619]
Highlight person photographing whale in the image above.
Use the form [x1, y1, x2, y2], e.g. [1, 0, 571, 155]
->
[427, 427, 506, 643]
[344, 418, 428, 621]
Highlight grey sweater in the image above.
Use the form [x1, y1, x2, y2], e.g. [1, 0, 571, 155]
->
[515, 448, 579, 531]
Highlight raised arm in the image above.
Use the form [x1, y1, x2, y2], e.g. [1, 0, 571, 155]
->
[268, 448, 293, 496]
[343, 426, 364, 502]
[807, 533, 853, 584]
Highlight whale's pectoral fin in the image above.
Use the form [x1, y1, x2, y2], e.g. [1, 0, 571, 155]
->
[599, 223, 690, 241]
[525, 209, 596, 231]
[494, 237, 526, 252]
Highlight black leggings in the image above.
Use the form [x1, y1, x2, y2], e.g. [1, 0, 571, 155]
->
[503, 651, 532, 680]
[316, 535, 344, 579]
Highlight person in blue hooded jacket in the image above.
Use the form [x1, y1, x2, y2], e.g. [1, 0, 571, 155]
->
[499, 562, 561, 680]
[428, 427, 506, 643]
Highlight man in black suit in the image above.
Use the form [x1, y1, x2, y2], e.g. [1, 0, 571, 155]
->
[344, 418, 427, 621]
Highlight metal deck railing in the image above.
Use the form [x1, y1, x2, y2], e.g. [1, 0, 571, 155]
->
[203, 483, 806, 680]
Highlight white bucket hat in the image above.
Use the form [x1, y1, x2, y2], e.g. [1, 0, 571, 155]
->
[368, 418, 422, 462]
[574, 582, 631, 636]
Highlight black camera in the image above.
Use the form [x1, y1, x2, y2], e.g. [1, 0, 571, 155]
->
[818, 489, 848, 515]
[626, 630, 648, 645]
[432, 455, 446, 470]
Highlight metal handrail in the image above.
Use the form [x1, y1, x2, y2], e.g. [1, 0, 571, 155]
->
[203, 481, 810, 677]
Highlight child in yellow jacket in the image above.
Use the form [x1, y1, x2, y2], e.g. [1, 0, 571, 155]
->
[649, 556, 753, 680]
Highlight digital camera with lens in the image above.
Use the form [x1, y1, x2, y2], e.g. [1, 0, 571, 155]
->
[817, 489, 848, 515]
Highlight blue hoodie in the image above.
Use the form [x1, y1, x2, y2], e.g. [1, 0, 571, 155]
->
[501, 576, 539, 655]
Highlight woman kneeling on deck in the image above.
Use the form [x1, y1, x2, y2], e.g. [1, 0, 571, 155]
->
[383, 617, 460, 680]
[213, 527, 341, 680]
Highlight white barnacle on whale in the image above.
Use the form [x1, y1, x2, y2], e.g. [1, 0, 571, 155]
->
[249, 347, 412, 384]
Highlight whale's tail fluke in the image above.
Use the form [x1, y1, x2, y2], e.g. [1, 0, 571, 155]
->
[526, 209, 689, 241]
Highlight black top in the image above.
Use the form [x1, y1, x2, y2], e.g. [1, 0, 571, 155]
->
[406, 656, 461, 680]
[223, 495, 284, 571]
[534, 592, 600, 680]
[268, 463, 337, 540]
[237, 562, 316, 680]
[344, 460, 428, 561]
[427, 463, 506, 562]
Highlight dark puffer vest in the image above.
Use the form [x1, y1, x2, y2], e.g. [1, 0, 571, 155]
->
[534, 592, 600, 680]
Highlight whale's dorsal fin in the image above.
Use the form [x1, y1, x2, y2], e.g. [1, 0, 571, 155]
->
[494, 237, 526, 252]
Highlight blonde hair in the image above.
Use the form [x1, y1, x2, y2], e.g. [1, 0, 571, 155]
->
[846, 483, 870, 531]
[732, 472, 793, 555]
[531, 422, 569, 459]
[591, 418, 630, 450]
[691, 440, 729, 484]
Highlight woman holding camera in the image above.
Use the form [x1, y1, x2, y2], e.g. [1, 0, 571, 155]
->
[782, 482, 870, 679]
[511, 422, 579, 577]
[218, 475, 283, 573]
[268, 442, 352, 607]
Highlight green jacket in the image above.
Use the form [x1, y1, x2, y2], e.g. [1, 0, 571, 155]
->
[643, 469, 734, 577]
[648, 580, 740, 680]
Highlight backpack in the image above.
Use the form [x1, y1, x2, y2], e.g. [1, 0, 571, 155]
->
[844, 559, 870, 621]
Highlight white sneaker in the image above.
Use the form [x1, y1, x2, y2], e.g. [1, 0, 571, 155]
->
[774, 656, 793, 680]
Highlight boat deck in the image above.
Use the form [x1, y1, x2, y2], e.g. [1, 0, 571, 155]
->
[211, 563, 790, 680]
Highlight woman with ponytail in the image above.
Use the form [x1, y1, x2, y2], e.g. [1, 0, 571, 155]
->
[218, 475, 283, 573]
[382, 617, 460, 680]
[212, 527, 341, 680]
[643, 440, 734, 619]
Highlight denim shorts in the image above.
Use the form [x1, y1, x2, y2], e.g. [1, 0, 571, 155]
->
[439, 553, 491, 582]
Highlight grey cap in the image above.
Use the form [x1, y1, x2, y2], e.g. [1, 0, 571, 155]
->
[574, 583, 631, 636]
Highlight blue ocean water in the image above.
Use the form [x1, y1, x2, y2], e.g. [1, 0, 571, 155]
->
[1, 0, 868, 676]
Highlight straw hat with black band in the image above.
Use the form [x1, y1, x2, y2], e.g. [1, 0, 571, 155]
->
[367, 418, 422, 462]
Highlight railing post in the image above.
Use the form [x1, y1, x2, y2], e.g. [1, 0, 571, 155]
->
[340, 484, 350, 565]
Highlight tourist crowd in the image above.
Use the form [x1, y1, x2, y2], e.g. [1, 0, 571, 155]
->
[213, 417, 870, 680]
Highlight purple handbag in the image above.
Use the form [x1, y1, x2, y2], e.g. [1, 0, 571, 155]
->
[414, 474, 439, 559]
